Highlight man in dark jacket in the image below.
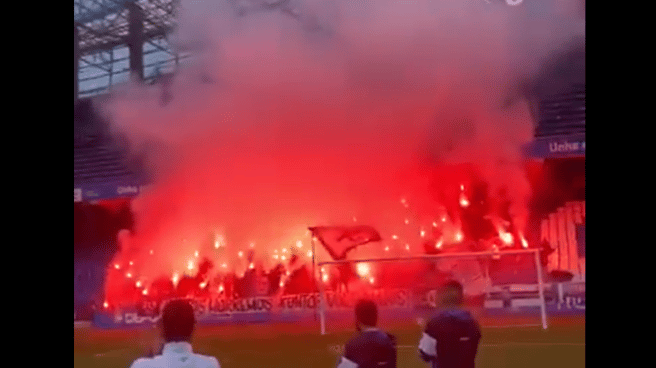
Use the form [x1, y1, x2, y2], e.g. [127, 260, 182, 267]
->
[336, 299, 397, 368]
[418, 280, 482, 368]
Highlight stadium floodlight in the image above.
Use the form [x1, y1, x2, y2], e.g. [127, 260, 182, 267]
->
[315, 248, 548, 335]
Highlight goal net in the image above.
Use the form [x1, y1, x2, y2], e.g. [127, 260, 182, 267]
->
[315, 249, 547, 335]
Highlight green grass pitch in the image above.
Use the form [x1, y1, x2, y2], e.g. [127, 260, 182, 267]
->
[74, 315, 584, 368]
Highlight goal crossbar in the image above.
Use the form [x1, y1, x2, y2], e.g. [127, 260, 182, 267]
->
[315, 248, 548, 334]
[317, 248, 541, 266]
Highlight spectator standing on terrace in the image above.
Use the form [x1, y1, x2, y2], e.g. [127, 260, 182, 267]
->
[336, 299, 397, 368]
[130, 299, 220, 368]
[418, 280, 481, 368]
[540, 240, 555, 268]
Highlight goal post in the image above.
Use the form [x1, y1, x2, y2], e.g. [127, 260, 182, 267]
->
[316, 248, 548, 335]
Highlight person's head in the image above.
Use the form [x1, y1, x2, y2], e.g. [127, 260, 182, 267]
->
[440, 280, 464, 307]
[159, 299, 196, 343]
[355, 299, 378, 331]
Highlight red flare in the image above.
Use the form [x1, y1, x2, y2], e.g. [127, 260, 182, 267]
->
[520, 234, 529, 248]
[459, 193, 470, 208]
[214, 234, 224, 249]
[356, 263, 371, 278]
[499, 230, 514, 245]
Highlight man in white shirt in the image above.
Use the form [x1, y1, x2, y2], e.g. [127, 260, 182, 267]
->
[130, 299, 220, 368]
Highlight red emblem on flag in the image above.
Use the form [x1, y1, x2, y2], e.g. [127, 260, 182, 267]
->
[309, 226, 382, 260]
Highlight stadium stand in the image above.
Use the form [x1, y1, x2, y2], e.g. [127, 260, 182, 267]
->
[74, 98, 141, 320]
[74, 258, 106, 319]
[531, 82, 585, 282]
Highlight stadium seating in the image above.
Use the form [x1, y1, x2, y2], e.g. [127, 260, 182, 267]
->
[74, 96, 139, 185]
[74, 143, 137, 184]
[534, 84, 585, 138]
[540, 201, 585, 281]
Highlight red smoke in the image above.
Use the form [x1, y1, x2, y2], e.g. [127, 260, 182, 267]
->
[100, 0, 583, 306]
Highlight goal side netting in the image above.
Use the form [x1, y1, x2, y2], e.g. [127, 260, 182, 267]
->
[315, 249, 547, 335]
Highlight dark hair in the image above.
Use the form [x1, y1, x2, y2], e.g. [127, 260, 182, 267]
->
[355, 299, 378, 327]
[441, 280, 464, 306]
[161, 299, 196, 342]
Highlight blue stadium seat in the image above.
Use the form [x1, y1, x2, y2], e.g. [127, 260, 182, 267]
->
[535, 86, 585, 138]
[74, 143, 137, 184]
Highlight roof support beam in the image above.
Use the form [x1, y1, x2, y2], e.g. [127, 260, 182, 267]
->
[127, 2, 144, 81]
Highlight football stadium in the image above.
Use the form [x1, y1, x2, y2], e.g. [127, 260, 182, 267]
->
[74, 1, 585, 367]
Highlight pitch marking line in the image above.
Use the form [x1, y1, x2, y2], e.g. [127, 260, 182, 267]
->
[95, 348, 133, 357]
[396, 343, 584, 348]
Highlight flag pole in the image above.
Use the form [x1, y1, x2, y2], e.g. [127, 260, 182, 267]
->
[311, 230, 317, 322]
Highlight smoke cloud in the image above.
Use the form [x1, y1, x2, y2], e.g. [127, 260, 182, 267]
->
[99, 0, 584, 302]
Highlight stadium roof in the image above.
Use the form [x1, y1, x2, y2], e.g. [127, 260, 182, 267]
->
[74, 0, 176, 54]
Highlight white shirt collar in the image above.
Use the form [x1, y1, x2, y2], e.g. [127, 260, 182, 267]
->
[162, 341, 193, 355]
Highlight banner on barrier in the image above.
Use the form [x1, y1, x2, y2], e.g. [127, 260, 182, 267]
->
[74, 182, 144, 202]
[94, 284, 583, 328]
[522, 134, 585, 159]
